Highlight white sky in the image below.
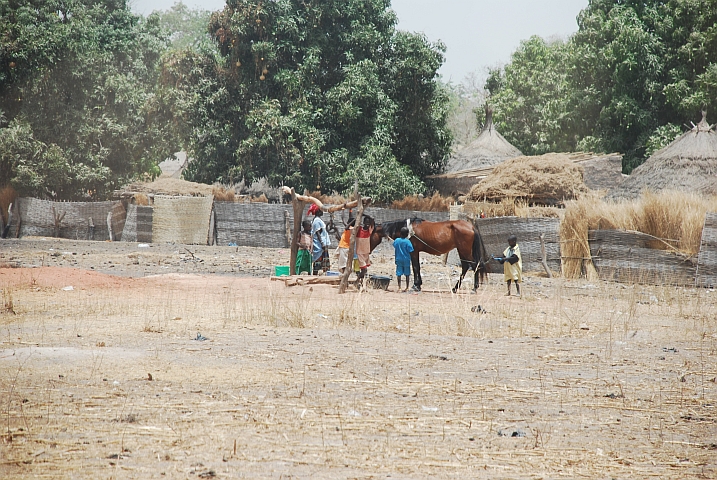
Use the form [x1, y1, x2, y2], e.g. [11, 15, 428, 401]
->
[131, 0, 588, 83]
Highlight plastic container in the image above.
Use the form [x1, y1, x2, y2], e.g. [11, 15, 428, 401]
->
[325, 271, 340, 277]
[274, 265, 290, 277]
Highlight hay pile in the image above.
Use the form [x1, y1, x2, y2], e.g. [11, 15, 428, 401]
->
[609, 112, 717, 199]
[468, 153, 589, 204]
[121, 177, 214, 197]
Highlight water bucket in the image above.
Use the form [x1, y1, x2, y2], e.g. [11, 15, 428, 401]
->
[367, 275, 391, 290]
[274, 265, 290, 277]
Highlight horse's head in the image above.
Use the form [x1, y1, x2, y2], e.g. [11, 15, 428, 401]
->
[370, 223, 386, 252]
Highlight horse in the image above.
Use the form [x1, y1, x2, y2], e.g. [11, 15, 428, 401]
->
[371, 218, 489, 293]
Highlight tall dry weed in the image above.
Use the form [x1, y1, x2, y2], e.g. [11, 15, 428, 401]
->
[561, 190, 717, 278]
[390, 193, 452, 212]
[212, 185, 236, 202]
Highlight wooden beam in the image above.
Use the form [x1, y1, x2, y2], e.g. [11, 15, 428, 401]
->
[339, 183, 365, 294]
[289, 188, 307, 276]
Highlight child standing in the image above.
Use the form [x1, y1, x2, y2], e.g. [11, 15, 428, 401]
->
[498, 234, 522, 296]
[295, 220, 313, 275]
[393, 227, 414, 292]
[355, 216, 374, 281]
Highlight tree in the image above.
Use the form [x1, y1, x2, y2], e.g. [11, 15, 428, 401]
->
[0, 0, 174, 199]
[175, 0, 451, 202]
[156, 1, 218, 54]
[485, 36, 573, 156]
[487, 0, 717, 172]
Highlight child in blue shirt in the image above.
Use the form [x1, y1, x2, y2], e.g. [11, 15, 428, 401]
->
[393, 227, 414, 292]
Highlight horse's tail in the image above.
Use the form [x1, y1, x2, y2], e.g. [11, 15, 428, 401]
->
[472, 227, 488, 283]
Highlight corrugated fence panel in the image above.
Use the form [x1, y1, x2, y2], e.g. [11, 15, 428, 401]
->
[589, 229, 695, 286]
[152, 195, 214, 245]
[696, 213, 717, 288]
[474, 216, 561, 273]
[121, 205, 153, 243]
[11, 198, 120, 240]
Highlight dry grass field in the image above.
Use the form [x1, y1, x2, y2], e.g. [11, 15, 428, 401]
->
[1, 238, 716, 479]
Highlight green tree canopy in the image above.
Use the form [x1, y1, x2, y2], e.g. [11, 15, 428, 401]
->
[172, 0, 451, 202]
[0, 0, 174, 199]
[486, 0, 717, 172]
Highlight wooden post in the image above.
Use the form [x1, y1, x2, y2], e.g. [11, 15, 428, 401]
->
[107, 211, 114, 241]
[539, 233, 553, 278]
[289, 188, 307, 276]
[52, 206, 66, 238]
[208, 209, 215, 246]
[339, 183, 364, 294]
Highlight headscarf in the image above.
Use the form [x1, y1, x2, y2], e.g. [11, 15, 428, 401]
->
[308, 204, 320, 215]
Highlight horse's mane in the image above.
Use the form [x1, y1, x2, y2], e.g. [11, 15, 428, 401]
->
[380, 217, 424, 238]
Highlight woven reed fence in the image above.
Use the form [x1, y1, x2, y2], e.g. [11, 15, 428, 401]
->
[475, 217, 561, 273]
[696, 213, 717, 288]
[588, 229, 696, 286]
[8, 198, 122, 241]
[214, 203, 450, 248]
[121, 205, 153, 243]
[152, 195, 214, 245]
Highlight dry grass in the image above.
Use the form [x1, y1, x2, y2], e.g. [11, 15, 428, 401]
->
[0, 185, 17, 225]
[133, 193, 150, 206]
[468, 153, 589, 203]
[390, 193, 453, 212]
[461, 199, 563, 220]
[560, 190, 717, 278]
[1, 242, 716, 478]
[212, 185, 235, 202]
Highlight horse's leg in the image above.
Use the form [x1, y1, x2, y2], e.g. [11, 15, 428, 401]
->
[453, 261, 469, 293]
[473, 263, 480, 292]
[411, 252, 422, 291]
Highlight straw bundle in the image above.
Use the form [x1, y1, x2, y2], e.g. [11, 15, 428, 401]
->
[468, 153, 589, 204]
[122, 177, 214, 197]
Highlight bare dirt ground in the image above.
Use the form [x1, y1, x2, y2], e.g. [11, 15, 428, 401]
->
[1, 238, 716, 479]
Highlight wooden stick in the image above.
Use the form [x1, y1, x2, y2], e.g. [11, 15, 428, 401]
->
[539, 233, 552, 278]
[289, 188, 306, 276]
[339, 183, 364, 294]
[280, 186, 370, 213]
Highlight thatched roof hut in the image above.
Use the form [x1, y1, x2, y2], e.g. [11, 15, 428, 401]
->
[430, 106, 522, 196]
[609, 112, 717, 199]
[468, 153, 589, 205]
[445, 106, 523, 172]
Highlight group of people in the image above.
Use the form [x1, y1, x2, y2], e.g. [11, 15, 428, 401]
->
[294, 205, 415, 291]
[296, 204, 523, 296]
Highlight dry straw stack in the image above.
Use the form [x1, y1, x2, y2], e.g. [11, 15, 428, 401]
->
[468, 153, 589, 204]
[560, 191, 717, 278]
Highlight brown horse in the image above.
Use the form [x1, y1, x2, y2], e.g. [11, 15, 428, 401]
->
[371, 218, 489, 293]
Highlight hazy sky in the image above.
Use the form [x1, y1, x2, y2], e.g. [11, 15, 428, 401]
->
[131, 0, 589, 83]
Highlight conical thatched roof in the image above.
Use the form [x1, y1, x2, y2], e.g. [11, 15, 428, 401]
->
[609, 112, 717, 199]
[445, 106, 522, 172]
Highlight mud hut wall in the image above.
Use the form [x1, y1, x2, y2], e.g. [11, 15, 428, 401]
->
[9, 198, 122, 240]
[152, 195, 214, 245]
[696, 213, 717, 288]
[588, 229, 696, 286]
[121, 204, 153, 243]
[472, 217, 561, 273]
[213, 203, 450, 248]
